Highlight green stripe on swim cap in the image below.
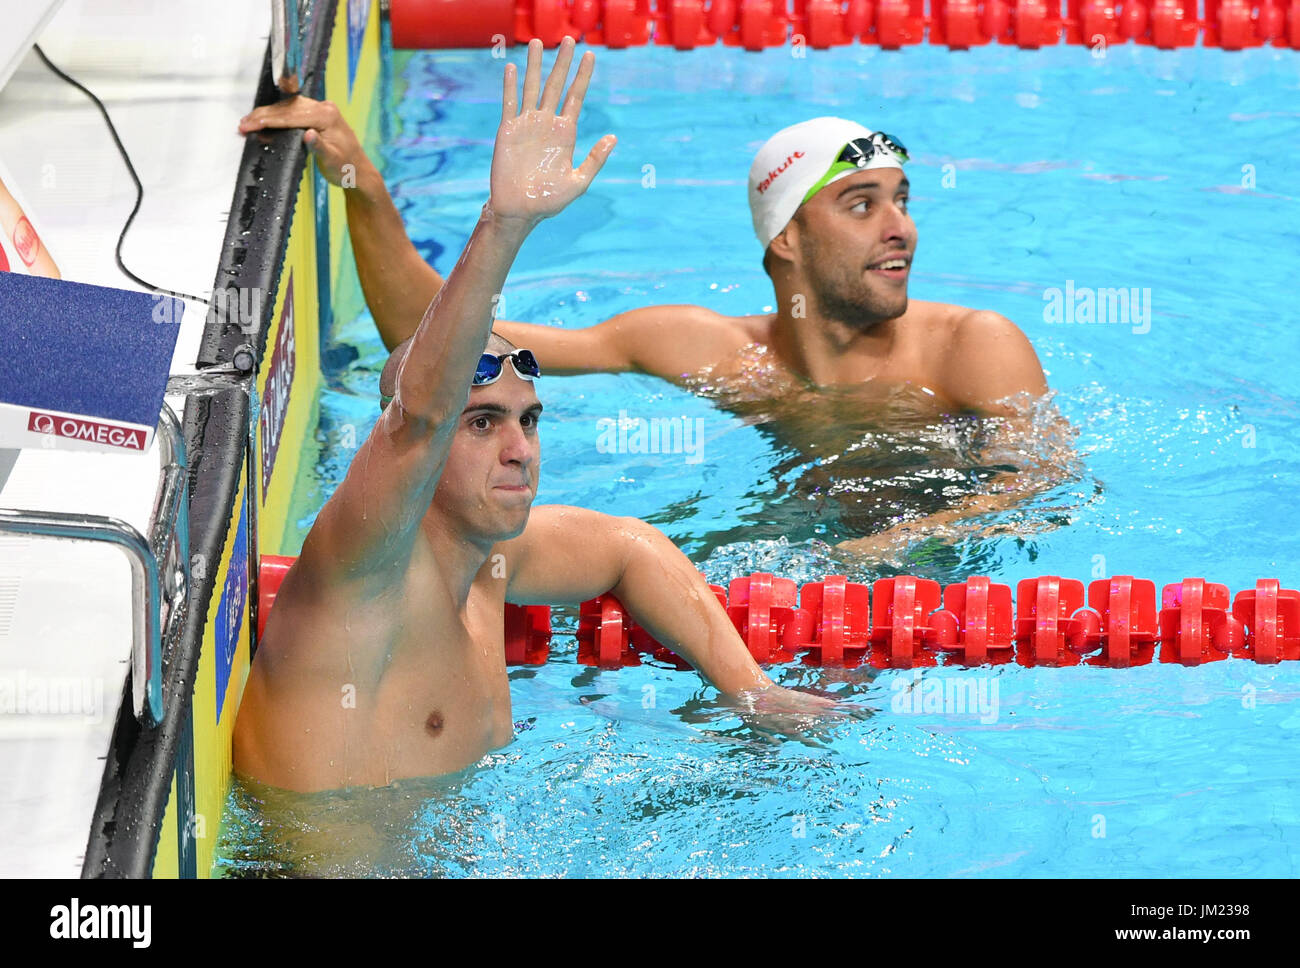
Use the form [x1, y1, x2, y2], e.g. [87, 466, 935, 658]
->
[748, 118, 905, 252]
[800, 135, 910, 208]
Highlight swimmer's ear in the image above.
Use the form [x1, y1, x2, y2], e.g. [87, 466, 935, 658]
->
[766, 226, 798, 272]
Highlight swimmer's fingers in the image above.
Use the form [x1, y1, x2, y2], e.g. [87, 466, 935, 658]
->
[302, 128, 329, 161]
[538, 37, 575, 115]
[238, 95, 336, 135]
[301, 125, 354, 187]
[520, 38, 543, 113]
[501, 62, 518, 122]
[240, 97, 369, 189]
[574, 134, 617, 188]
[560, 48, 596, 122]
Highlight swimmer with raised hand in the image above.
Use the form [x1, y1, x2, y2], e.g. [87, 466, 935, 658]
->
[240, 68, 1067, 563]
[233, 39, 833, 794]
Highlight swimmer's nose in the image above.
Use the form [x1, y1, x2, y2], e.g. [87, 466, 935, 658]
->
[879, 196, 914, 244]
[498, 423, 536, 468]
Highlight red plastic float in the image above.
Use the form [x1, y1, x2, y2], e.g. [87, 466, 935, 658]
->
[1065, 0, 1119, 45]
[930, 0, 996, 47]
[255, 555, 1300, 669]
[257, 554, 294, 642]
[1000, 0, 1064, 46]
[1014, 576, 1098, 667]
[1136, 0, 1199, 46]
[868, 576, 944, 667]
[795, 0, 859, 47]
[1204, 0, 1258, 46]
[1233, 579, 1300, 663]
[391, 0, 516, 47]
[727, 573, 804, 662]
[1158, 578, 1245, 665]
[800, 576, 872, 666]
[874, 0, 929, 45]
[504, 602, 554, 664]
[934, 576, 1015, 665]
[577, 592, 641, 667]
[1086, 575, 1158, 667]
[388, 0, 1300, 48]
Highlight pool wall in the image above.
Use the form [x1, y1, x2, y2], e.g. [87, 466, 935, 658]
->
[80, 0, 382, 878]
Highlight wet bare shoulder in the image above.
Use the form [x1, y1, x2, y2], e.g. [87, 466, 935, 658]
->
[619, 304, 766, 382]
[670, 305, 766, 364]
[904, 299, 971, 343]
[933, 304, 1048, 411]
[677, 310, 776, 379]
[731, 310, 778, 346]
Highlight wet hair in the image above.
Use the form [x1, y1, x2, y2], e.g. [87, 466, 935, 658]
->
[486, 330, 518, 355]
[379, 331, 518, 407]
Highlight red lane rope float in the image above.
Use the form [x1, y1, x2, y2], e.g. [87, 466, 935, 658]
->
[389, 0, 1300, 49]
[256, 554, 554, 663]
[257, 555, 1300, 669]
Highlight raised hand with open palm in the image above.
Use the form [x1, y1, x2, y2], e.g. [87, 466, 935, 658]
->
[487, 37, 616, 227]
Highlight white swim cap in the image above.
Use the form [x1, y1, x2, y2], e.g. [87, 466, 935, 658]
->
[748, 117, 908, 252]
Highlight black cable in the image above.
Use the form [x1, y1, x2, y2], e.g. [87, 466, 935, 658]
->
[32, 44, 209, 305]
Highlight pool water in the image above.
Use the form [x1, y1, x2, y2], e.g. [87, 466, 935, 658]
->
[218, 41, 1300, 877]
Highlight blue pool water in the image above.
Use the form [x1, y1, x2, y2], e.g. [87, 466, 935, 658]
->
[219, 42, 1300, 876]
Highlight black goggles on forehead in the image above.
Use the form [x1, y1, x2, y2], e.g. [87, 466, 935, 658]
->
[802, 131, 910, 206]
[840, 132, 909, 167]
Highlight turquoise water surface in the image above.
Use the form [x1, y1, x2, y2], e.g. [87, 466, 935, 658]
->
[218, 40, 1300, 877]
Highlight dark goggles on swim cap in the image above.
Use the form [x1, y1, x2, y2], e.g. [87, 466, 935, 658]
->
[475, 349, 541, 386]
[380, 349, 542, 409]
[802, 132, 910, 206]
[842, 132, 909, 166]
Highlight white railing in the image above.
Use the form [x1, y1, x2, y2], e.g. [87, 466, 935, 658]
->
[0, 403, 189, 726]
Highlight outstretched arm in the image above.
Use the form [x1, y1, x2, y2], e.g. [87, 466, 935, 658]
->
[493, 304, 747, 380]
[501, 506, 835, 709]
[238, 96, 442, 350]
[303, 39, 615, 582]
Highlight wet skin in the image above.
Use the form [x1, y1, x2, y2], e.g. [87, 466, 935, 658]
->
[234, 39, 836, 795]
[234, 372, 538, 790]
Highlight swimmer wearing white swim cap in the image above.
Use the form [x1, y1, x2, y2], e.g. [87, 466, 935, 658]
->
[235, 40, 836, 798]
[242, 71, 1060, 558]
[240, 99, 1045, 418]
[747, 116, 917, 333]
[748, 118, 909, 250]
